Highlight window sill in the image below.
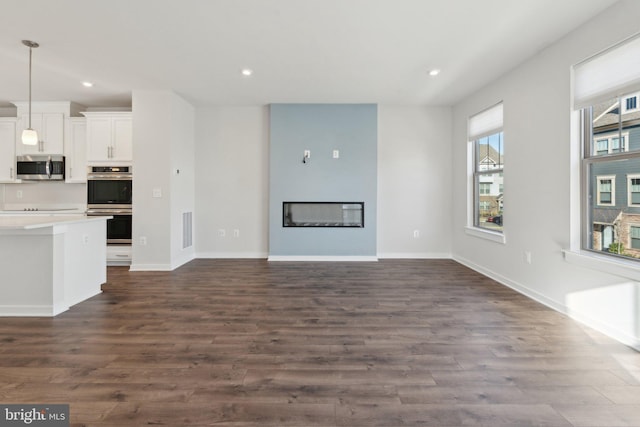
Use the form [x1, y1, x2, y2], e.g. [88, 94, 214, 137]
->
[464, 226, 506, 244]
[563, 249, 640, 281]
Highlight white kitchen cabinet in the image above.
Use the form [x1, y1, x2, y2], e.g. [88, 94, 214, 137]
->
[0, 118, 17, 182]
[64, 117, 87, 183]
[15, 113, 64, 155]
[84, 112, 132, 163]
[107, 245, 132, 266]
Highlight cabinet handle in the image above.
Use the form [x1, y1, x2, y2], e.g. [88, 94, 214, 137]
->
[9, 167, 13, 179]
[69, 167, 73, 178]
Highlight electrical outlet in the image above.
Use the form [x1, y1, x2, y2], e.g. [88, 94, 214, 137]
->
[152, 188, 162, 198]
[218, 229, 226, 237]
[413, 230, 420, 238]
[233, 229, 240, 238]
[139, 236, 147, 246]
[524, 251, 532, 264]
[304, 150, 311, 158]
[83, 234, 89, 244]
[16, 190, 23, 199]
[333, 150, 340, 159]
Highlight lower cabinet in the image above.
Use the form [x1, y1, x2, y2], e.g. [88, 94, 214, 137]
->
[107, 245, 132, 266]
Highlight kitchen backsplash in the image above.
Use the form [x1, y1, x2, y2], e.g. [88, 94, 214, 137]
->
[1, 182, 86, 209]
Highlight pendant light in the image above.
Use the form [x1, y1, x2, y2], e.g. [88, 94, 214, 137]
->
[21, 40, 39, 146]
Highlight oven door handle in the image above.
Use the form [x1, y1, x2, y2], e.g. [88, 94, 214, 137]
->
[86, 209, 132, 215]
[87, 174, 132, 180]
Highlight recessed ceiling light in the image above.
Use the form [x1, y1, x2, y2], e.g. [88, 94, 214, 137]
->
[241, 69, 253, 77]
[82, 81, 94, 87]
[429, 69, 441, 77]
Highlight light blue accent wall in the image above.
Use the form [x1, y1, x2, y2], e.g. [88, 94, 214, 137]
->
[269, 104, 377, 256]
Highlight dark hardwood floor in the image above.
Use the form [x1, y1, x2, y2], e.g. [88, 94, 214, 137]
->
[0, 259, 639, 426]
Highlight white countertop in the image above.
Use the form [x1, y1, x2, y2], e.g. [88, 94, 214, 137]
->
[0, 214, 112, 230]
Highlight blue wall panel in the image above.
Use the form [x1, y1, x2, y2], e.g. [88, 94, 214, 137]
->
[269, 104, 377, 256]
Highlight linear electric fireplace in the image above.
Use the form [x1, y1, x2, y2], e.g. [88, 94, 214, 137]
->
[283, 202, 364, 227]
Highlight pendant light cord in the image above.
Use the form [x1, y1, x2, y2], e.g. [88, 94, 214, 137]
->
[28, 45, 32, 129]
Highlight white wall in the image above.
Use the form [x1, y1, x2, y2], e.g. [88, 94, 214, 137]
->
[193, 105, 453, 260]
[194, 107, 269, 258]
[170, 95, 196, 268]
[378, 106, 452, 258]
[131, 90, 195, 270]
[451, 0, 640, 349]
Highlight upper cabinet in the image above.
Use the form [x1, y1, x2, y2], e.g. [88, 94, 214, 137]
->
[15, 112, 64, 155]
[83, 112, 132, 163]
[64, 118, 87, 183]
[0, 118, 18, 182]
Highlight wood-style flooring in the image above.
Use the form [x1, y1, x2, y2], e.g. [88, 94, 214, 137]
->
[0, 259, 639, 426]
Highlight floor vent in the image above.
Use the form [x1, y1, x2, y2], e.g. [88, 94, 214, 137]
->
[183, 212, 193, 249]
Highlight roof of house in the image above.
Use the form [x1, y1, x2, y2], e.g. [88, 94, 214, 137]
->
[477, 143, 504, 167]
[593, 98, 640, 131]
[593, 207, 622, 225]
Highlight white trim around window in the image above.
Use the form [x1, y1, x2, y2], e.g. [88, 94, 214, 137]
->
[596, 175, 616, 206]
[627, 173, 640, 207]
[621, 92, 639, 114]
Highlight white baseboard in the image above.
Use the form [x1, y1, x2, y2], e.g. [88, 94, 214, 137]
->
[377, 252, 452, 259]
[129, 263, 174, 271]
[196, 252, 268, 259]
[268, 255, 378, 262]
[0, 304, 67, 317]
[171, 253, 196, 270]
[453, 254, 640, 351]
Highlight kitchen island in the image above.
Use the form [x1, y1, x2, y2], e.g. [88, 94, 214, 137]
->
[0, 215, 111, 316]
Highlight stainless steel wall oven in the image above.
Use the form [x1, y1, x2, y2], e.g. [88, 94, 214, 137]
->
[86, 166, 132, 244]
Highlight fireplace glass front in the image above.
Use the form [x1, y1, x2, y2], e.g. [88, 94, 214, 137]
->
[283, 202, 364, 227]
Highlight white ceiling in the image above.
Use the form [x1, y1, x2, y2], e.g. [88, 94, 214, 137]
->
[0, 0, 619, 109]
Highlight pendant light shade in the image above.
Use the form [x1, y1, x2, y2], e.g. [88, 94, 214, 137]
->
[21, 128, 38, 145]
[21, 40, 39, 146]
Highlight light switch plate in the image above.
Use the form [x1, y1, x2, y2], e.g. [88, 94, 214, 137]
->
[152, 188, 162, 198]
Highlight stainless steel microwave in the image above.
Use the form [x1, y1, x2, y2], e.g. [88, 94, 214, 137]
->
[16, 155, 65, 180]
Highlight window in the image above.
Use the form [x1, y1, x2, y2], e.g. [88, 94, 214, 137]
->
[593, 133, 628, 155]
[469, 102, 504, 233]
[628, 175, 640, 206]
[575, 32, 640, 262]
[596, 176, 615, 206]
[623, 94, 639, 113]
[595, 138, 608, 155]
[631, 226, 640, 250]
[581, 98, 640, 259]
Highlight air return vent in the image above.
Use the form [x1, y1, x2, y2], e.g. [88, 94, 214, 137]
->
[183, 212, 193, 248]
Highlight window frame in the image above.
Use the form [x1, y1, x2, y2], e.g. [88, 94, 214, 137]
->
[472, 131, 504, 231]
[467, 102, 505, 242]
[596, 175, 615, 206]
[580, 103, 640, 260]
[622, 93, 639, 114]
[627, 174, 640, 207]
